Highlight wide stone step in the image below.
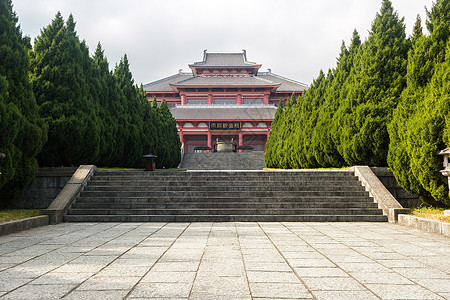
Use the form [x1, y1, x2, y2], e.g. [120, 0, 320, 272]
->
[83, 185, 366, 192]
[71, 201, 379, 209]
[94, 170, 353, 175]
[75, 196, 373, 203]
[86, 180, 363, 188]
[80, 190, 369, 197]
[63, 214, 388, 222]
[93, 171, 355, 178]
[66, 208, 384, 216]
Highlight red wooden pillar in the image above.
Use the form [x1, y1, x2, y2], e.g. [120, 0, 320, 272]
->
[238, 132, 244, 153]
[207, 131, 212, 152]
[179, 130, 186, 153]
[263, 93, 269, 105]
[207, 94, 213, 105]
[237, 94, 243, 105]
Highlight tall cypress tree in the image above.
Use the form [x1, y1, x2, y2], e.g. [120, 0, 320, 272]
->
[113, 54, 144, 167]
[277, 93, 299, 169]
[329, 31, 362, 167]
[311, 31, 361, 168]
[157, 100, 181, 168]
[265, 99, 284, 168]
[412, 14, 424, 44]
[0, 0, 47, 206]
[91, 43, 118, 166]
[388, 0, 450, 207]
[30, 13, 100, 166]
[298, 70, 330, 168]
[338, 0, 409, 166]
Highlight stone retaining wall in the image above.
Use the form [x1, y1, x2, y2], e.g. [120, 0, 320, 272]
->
[17, 167, 77, 209]
[0, 215, 49, 237]
[371, 167, 421, 208]
[398, 214, 450, 237]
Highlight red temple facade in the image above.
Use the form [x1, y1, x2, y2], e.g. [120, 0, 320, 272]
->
[144, 50, 308, 153]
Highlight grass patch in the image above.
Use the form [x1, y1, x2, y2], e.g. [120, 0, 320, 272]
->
[99, 167, 141, 170]
[411, 207, 450, 223]
[265, 167, 351, 171]
[0, 209, 40, 223]
[99, 167, 182, 171]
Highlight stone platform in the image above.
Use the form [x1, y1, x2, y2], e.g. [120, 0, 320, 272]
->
[0, 222, 448, 299]
[180, 152, 266, 170]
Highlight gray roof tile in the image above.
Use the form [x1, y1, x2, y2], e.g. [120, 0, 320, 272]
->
[190, 51, 259, 67]
[143, 73, 192, 92]
[259, 72, 309, 92]
[172, 75, 279, 87]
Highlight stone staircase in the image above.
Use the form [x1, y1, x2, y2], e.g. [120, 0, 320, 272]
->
[64, 170, 388, 222]
[180, 152, 265, 170]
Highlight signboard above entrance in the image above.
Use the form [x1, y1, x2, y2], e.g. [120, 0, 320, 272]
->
[209, 121, 241, 131]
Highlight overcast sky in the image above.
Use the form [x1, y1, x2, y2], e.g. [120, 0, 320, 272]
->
[13, 0, 433, 86]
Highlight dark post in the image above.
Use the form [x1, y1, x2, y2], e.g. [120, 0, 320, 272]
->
[143, 154, 157, 171]
[0, 153, 5, 175]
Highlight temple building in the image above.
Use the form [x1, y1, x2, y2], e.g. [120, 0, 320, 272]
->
[143, 50, 308, 153]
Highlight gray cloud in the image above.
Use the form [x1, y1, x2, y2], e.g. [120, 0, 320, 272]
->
[13, 0, 432, 86]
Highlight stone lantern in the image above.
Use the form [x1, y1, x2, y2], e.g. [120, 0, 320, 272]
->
[438, 148, 450, 179]
[438, 148, 450, 216]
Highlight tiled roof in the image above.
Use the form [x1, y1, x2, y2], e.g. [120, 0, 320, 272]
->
[190, 51, 260, 67]
[143, 72, 192, 92]
[171, 105, 277, 121]
[259, 72, 309, 92]
[143, 71, 308, 93]
[171, 76, 279, 87]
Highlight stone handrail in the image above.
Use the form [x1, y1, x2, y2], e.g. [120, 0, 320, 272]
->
[178, 142, 185, 168]
[40, 165, 96, 224]
[351, 166, 410, 223]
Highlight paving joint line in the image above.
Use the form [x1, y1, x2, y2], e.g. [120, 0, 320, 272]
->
[234, 222, 253, 299]
[333, 222, 449, 292]
[283, 222, 384, 299]
[1, 222, 134, 298]
[312, 222, 447, 299]
[123, 222, 192, 299]
[62, 222, 169, 298]
[257, 222, 318, 300]
[187, 222, 213, 299]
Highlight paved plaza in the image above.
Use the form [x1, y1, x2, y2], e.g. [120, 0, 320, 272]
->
[0, 222, 449, 299]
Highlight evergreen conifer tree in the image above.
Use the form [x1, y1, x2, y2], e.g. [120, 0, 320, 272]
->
[0, 0, 47, 206]
[298, 70, 329, 168]
[113, 54, 144, 167]
[412, 14, 424, 44]
[311, 31, 361, 168]
[30, 13, 100, 166]
[91, 43, 119, 166]
[156, 100, 181, 168]
[337, 0, 409, 166]
[388, 0, 450, 207]
[265, 99, 284, 168]
[329, 30, 362, 166]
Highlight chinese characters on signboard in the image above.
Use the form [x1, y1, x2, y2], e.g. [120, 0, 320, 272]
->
[209, 121, 241, 131]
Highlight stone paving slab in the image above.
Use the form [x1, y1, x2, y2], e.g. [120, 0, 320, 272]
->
[0, 222, 448, 299]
